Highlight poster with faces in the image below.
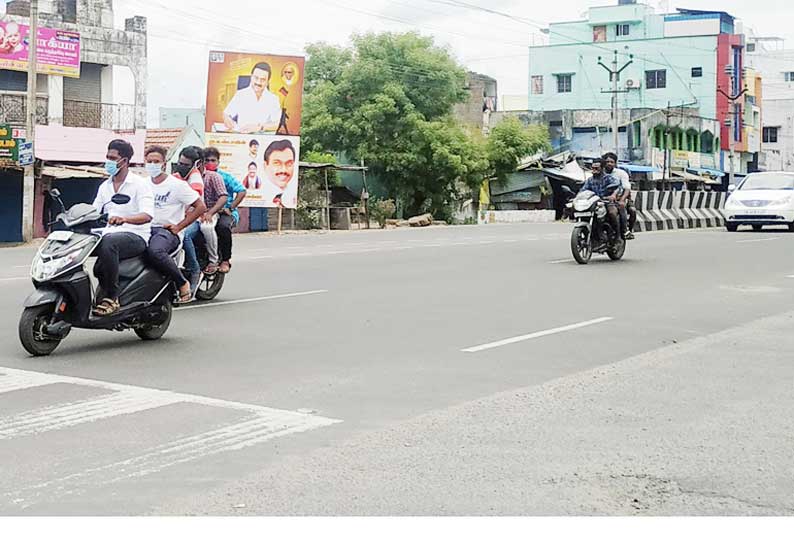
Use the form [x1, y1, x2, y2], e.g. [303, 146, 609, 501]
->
[205, 133, 300, 209]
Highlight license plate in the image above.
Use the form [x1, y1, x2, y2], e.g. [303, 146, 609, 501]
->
[574, 212, 593, 218]
[744, 209, 768, 215]
[48, 230, 73, 242]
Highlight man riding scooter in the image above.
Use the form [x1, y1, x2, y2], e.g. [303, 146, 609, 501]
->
[91, 140, 154, 317]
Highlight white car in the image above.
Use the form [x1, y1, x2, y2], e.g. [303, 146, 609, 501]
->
[724, 172, 794, 232]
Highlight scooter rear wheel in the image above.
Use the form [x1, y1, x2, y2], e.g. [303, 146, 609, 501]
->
[19, 304, 61, 357]
[195, 271, 225, 301]
[134, 300, 172, 341]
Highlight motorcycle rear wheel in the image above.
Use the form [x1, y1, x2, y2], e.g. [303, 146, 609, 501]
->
[195, 271, 225, 301]
[608, 237, 626, 261]
[571, 227, 592, 265]
[134, 300, 172, 341]
[19, 304, 61, 357]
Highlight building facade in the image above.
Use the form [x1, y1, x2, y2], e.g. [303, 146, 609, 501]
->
[0, 0, 148, 242]
[745, 35, 794, 171]
[526, 1, 758, 178]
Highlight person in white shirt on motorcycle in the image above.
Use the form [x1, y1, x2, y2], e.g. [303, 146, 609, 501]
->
[91, 140, 154, 317]
[602, 152, 636, 240]
[143, 145, 207, 304]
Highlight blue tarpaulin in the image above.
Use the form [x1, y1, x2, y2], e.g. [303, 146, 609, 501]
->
[619, 164, 660, 173]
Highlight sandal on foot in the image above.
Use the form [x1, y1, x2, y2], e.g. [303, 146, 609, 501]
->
[219, 261, 231, 274]
[93, 298, 120, 317]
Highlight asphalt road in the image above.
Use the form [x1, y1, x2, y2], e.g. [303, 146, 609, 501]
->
[0, 223, 793, 515]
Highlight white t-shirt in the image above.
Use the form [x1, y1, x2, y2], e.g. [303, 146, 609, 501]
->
[223, 86, 281, 131]
[613, 168, 631, 196]
[261, 178, 298, 209]
[92, 172, 155, 242]
[150, 174, 201, 228]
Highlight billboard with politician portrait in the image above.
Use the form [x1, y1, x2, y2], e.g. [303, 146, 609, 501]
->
[206, 133, 301, 209]
[205, 51, 305, 136]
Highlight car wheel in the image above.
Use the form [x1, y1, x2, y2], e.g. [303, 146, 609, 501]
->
[752, 224, 763, 232]
[726, 222, 738, 232]
[789, 222, 794, 233]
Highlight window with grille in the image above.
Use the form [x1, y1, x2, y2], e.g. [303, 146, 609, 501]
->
[556, 74, 572, 93]
[531, 75, 544, 95]
[763, 127, 779, 143]
[616, 24, 630, 37]
[646, 70, 667, 89]
[785, 72, 794, 82]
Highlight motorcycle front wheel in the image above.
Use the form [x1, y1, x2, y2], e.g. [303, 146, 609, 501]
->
[571, 227, 592, 265]
[19, 304, 61, 357]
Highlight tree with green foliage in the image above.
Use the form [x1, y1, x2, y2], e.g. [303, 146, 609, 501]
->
[486, 117, 552, 185]
[303, 32, 490, 218]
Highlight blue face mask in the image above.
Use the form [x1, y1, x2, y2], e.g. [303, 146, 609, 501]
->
[105, 159, 121, 177]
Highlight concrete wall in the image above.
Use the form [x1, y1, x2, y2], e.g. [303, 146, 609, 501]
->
[454, 72, 497, 134]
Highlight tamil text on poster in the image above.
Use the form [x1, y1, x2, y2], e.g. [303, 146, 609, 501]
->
[0, 21, 80, 78]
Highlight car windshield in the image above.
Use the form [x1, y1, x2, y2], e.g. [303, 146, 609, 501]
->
[739, 174, 794, 191]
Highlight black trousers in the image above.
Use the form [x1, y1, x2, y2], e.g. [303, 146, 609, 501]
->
[618, 200, 638, 233]
[146, 227, 187, 288]
[216, 213, 235, 262]
[93, 232, 147, 299]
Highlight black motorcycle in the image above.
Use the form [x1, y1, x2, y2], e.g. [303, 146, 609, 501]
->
[563, 187, 626, 265]
[19, 189, 178, 356]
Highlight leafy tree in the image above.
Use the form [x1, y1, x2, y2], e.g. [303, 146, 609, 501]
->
[486, 117, 551, 185]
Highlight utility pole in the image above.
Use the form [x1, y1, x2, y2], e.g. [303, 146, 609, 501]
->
[598, 50, 633, 157]
[719, 64, 748, 188]
[663, 101, 671, 183]
[23, 0, 39, 242]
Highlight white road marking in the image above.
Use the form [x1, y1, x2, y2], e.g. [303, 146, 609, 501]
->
[787, 275, 794, 279]
[548, 259, 572, 264]
[174, 290, 328, 311]
[0, 390, 181, 439]
[0, 366, 341, 506]
[13, 265, 30, 268]
[462, 317, 615, 353]
[736, 237, 782, 244]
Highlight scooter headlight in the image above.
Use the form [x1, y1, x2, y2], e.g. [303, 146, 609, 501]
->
[31, 245, 90, 282]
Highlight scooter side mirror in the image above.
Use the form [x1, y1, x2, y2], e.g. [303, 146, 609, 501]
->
[111, 193, 131, 205]
[49, 188, 61, 199]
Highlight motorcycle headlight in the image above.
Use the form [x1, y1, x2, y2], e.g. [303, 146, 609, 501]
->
[596, 205, 607, 219]
[31, 246, 88, 282]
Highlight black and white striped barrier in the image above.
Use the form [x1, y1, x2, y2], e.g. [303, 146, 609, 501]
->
[632, 191, 725, 232]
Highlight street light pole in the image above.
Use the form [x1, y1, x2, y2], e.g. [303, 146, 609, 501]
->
[598, 50, 633, 157]
[23, 0, 39, 242]
[719, 65, 748, 189]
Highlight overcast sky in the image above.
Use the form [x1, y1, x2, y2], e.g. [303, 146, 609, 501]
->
[10, 1, 793, 125]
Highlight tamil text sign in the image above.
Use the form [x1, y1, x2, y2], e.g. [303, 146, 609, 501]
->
[0, 21, 81, 78]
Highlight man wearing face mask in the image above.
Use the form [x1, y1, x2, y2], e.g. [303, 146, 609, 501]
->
[143, 145, 207, 304]
[174, 146, 227, 281]
[90, 139, 154, 317]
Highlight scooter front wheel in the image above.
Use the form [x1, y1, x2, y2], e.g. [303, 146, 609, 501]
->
[19, 304, 61, 357]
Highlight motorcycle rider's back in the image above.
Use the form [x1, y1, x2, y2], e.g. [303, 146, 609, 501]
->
[579, 160, 622, 235]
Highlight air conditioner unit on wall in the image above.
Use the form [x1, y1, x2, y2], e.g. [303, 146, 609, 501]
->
[625, 79, 640, 89]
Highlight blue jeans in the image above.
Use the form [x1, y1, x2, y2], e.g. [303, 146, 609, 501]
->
[182, 221, 201, 276]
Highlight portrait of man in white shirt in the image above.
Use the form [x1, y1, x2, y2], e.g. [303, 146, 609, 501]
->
[222, 62, 281, 134]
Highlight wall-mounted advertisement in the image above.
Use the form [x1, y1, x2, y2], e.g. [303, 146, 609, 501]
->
[0, 21, 80, 77]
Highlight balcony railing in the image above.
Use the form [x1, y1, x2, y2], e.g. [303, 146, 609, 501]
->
[63, 100, 137, 130]
[0, 93, 49, 127]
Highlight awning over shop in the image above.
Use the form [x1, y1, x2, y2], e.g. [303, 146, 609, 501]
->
[672, 170, 721, 184]
[689, 167, 725, 178]
[40, 165, 108, 179]
[619, 164, 660, 173]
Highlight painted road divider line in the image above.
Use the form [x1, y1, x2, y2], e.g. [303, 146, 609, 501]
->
[175, 290, 328, 311]
[736, 237, 782, 244]
[462, 317, 614, 353]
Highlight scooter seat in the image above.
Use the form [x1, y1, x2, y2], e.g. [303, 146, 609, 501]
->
[118, 256, 147, 279]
